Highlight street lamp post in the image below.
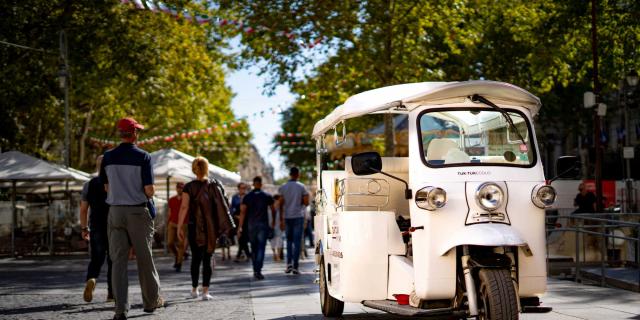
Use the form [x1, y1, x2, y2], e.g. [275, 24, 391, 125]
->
[58, 30, 70, 168]
[590, 0, 604, 212]
[624, 70, 638, 211]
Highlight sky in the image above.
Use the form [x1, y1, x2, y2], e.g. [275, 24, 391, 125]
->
[227, 65, 294, 180]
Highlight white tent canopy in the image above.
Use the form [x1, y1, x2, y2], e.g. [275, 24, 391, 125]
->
[0, 151, 91, 257]
[150, 148, 240, 190]
[311, 80, 541, 138]
[0, 151, 90, 194]
[0, 151, 90, 183]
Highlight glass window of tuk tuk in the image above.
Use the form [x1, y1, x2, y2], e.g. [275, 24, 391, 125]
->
[417, 108, 536, 168]
[319, 114, 409, 171]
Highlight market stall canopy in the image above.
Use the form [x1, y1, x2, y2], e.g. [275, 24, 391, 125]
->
[150, 148, 240, 187]
[0, 151, 90, 191]
[311, 80, 541, 138]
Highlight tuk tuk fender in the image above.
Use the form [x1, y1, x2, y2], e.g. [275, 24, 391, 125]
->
[438, 223, 530, 256]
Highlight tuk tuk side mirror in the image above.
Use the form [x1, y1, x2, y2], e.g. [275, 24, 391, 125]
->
[350, 152, 412, 199]
[351, 152, 382, 176]
[551, 156, 581, 182]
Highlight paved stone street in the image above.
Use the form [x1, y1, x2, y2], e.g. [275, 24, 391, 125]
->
[2, 248, 640, 320]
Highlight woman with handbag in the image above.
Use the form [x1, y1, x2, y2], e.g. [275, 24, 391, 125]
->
[177, 156, 216, 300]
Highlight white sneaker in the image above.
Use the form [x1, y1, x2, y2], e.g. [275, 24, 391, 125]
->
[191, 288, 200, 298]
[202, 293, 213, 301]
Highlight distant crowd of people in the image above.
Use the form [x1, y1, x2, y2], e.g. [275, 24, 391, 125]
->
[79, 117, 313, 320]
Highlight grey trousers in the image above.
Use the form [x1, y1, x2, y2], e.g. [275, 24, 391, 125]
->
[108, 205, 161, 315]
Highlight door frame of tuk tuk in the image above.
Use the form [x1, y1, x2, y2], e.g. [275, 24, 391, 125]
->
[312, 81, 546, 310]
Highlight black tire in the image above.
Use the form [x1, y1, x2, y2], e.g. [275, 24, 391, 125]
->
[319, 257, 344, 317]
[477, 268, 519, 320]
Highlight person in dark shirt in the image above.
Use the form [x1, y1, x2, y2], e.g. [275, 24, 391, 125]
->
[237, 176, 276, 280]
[231, 182, 251, 262]
[80, 155, 112, 303]
[574, 183, 596, 213]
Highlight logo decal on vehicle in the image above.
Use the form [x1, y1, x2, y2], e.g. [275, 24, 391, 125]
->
[457, 170, 491, 176]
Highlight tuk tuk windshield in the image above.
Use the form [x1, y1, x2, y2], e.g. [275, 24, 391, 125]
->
[418, 109, 535, 167]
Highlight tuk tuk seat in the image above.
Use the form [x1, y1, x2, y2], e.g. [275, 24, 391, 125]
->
[344, 157, 409, 218]
[425, 138, 458, 161]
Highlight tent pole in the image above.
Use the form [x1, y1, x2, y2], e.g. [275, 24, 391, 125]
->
[164, 176, 170, 255]
[64, 180, 69, 255]
[11, 180, 16, 257]
[48, 186, 53, 255]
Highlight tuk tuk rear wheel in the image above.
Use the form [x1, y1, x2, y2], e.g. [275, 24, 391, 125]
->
[319, 257, 344, 317]
[477, 268, 518, 320]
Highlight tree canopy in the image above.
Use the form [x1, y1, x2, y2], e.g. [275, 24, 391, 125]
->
[220, 0, 639, 172]
[1, 0, 250, 171]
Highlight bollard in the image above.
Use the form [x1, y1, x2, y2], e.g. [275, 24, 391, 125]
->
[601, 222, 606, 287]
[576, 219, 582, 283]
[637, 226, 640, 291]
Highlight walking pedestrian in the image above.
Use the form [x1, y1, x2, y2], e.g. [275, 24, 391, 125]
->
[300, 206, 311, 259]
[80, 155, 113, 303]
[177, 156, 234, 300]
[278, 167, 309, 275]
[573, 182, 596, 214]
[237, 176, 278, 280]
[305, 201, 316, 248]
[269, 195, 284, 262]
[167, 182, 186, 272]
[231, 182, 251, 262]
[100, 117, 164, 320]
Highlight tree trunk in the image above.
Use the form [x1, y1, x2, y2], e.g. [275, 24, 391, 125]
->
[78, 107, 93, 168]
[384, 114, 395, 157]
[382, 0, 396, 157]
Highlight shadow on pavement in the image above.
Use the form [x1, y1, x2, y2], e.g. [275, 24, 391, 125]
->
[0, 303, 81, 315]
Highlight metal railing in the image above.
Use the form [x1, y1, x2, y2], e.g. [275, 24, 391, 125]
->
[545, 213, 640, 290]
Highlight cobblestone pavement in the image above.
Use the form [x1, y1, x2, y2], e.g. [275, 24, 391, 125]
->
[2, 247, 640, 320]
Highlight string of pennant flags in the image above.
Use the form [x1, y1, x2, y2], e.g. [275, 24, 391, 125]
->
[275, 133, 307, 138]
[121, 0, 324, 48]
[275, 140, 314, 146]
[89, 135, 252, 151]
[88, 103, 297, 148]
[88, 124, 250, 148]
[279, 146, 315, 154]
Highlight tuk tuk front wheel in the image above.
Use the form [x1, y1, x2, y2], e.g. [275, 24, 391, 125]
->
[319, 257, 344, 317]
[477, 268, 518, 320]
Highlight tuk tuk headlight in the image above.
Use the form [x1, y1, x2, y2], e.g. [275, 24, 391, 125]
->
[532, 184, 556, 208]
[415, 186, 447, 211]
[476, 182, 503, 211]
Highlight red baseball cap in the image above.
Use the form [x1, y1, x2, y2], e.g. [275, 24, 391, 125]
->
[117, 117, 144, 132]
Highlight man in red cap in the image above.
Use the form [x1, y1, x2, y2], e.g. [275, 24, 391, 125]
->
[100, 117, 164, 320]
[117, 117, 145, 132]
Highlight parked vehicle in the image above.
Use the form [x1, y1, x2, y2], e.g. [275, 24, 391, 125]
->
[312, 81, 566, 319]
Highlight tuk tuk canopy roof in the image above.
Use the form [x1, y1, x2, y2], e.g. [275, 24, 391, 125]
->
[311, 81, 541, 138]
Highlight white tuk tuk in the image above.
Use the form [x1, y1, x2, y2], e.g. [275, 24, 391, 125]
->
[312, 81, 567, 319]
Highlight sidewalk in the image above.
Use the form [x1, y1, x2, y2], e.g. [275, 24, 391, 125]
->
[3, 247, 640, 319]
[0, 247, 383, 320]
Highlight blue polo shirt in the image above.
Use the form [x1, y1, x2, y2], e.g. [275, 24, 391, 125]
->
[242, 189, 274, 230]
[99, 143, 153, 206]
